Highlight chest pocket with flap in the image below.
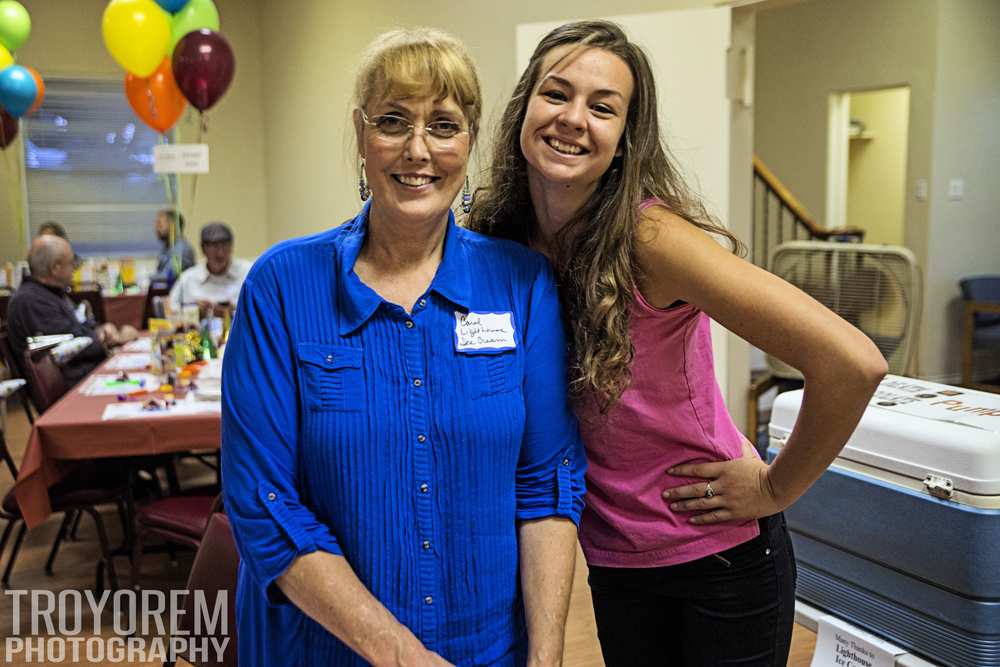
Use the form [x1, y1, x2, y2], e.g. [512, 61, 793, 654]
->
[296, 344, 365, 412]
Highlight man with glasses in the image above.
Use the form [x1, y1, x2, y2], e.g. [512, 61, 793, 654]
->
[169, 222, 250, 318]
[6, 235, 135, 385]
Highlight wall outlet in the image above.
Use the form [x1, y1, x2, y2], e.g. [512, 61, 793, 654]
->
[915, 178, 928, 202]
[948, 178, 965, 201]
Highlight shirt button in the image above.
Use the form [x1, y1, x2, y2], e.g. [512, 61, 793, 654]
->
[418, 299, 427, 308]
[417, 434, 426, 443]
[424, 596, 433, 605]
[405, 320, 414, 329]
[419, 483, 429, 493]
[422, 540, 431, 550]
[325, 355, 333, 363]
[413, 378, 422, 387]
[562, 457, 571, 466]
[267, 492, 277, 501]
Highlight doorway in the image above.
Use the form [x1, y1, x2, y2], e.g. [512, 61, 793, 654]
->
[826, 86, 910, 245]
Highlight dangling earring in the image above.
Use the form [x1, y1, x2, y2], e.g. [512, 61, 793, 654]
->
[358, 159, 370, 202]
[461, 176, 472, 214]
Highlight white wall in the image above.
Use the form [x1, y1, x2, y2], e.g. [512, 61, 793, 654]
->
[924, 0, 1000, 381]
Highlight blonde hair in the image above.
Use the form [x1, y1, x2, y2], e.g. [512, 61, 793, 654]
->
[354, 28, 482, 138]
[469, 21, 744, 410]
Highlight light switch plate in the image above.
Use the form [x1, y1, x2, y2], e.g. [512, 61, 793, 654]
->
[948, 178, 965, 201]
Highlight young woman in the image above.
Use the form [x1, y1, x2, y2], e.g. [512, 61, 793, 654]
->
[470, 20, 887, 666]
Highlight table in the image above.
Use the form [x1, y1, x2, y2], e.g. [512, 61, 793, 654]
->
[103, 293, 146, 330]
[14, 355, 220, 528]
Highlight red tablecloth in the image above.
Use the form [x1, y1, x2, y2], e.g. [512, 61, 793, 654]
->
[14, 357, 220, 528]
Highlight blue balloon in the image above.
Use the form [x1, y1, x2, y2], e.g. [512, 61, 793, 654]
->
[155, 0, 190, 12]
[0, 65, 37, 118]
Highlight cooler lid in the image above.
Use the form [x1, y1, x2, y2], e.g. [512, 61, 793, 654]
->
[769, 375, 1000, 496]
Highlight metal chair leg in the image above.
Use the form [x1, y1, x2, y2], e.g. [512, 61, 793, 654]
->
[69, 509, 83, 541]
[1, 522, 27, 586]
[44, 512, 73, 574]
[82, 507, 119, 591]
[0, 520, 14, 559]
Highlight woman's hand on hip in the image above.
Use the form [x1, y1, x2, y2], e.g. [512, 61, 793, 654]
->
[662, 441, 786, 524]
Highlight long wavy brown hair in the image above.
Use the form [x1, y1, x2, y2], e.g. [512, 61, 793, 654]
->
[468, 20, 744, 410]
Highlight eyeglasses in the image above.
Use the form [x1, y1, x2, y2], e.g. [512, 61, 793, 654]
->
[360, 109, 469, 147]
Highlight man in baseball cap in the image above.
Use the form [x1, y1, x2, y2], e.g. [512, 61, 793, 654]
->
[169, 222, 251, 317]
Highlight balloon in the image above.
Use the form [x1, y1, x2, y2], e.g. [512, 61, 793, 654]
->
[156, 0, 189, 12]
[125, 58, 187, 133]
[25, 64, 42, 114]
[102, 0, 171, 77]
[0, 107, 16, 149]
[0, 63, 35, 117]
[172, 29, 234, 112]
[169, 0, 219, 54]
[0, 0, 30, 53]
[0, 43, 12, 69]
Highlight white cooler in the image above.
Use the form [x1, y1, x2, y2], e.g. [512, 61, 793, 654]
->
[769, 376, 1000, 667]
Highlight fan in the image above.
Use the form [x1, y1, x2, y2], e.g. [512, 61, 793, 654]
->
[767, 241, 922, 378]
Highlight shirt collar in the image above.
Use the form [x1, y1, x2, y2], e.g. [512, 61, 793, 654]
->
[197, 262, 233, 283]
[336, 200, 472, 336]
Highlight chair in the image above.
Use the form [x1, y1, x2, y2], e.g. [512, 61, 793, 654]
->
[163, 512, 239, 667]
[960, 275, 1000, 392]
[141, 282, 171, 329]
[0, 330, 33, 424]
[20, 347, 69, 414]
[131, 493, 221, 591]
[0, 388, 131, 591]
[0, 291, 10, 327]
[68, 288, 107, 325]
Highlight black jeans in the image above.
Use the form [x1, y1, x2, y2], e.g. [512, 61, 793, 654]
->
[588, 513, 797, 667]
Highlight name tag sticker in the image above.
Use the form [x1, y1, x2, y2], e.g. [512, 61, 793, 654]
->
[454, 311, 516, 352]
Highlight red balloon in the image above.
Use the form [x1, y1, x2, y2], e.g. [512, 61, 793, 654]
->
[0, 108, 17, 149]
[171, 29, 234, 112]
[126, 58, 187, 133]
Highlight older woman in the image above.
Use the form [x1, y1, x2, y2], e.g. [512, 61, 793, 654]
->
[221, 29, 585, 667]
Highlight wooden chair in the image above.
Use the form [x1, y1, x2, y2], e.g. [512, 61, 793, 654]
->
[141, 282, 171, 329]
[162, 511, 238, 667]
[68, 288, 107, 325]
[0, 330, 33, 424]
[960, 275, 1000, 392]
[20, 347, 69, 414]
[131, 493, 222, 591]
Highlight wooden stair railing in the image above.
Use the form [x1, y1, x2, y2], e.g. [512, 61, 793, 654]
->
[752, 155, 865, 268]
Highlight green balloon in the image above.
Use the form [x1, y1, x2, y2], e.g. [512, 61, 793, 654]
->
[170, 0, 219, 53]
[0, 0, 30, 52]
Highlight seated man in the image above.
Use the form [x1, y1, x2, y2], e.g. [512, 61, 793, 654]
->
[169, 222, 250, 318]
[6, 236, 136, 386]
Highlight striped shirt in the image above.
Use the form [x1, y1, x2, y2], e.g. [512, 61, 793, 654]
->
[221, 202, 586, 666]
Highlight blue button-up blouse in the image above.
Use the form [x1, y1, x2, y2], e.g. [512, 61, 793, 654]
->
[221, 203, 586, 666]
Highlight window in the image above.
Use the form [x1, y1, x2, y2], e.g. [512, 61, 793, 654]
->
[23, 78, 178, 257]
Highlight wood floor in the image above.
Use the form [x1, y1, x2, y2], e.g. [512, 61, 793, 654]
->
[0, 401, 817, 665]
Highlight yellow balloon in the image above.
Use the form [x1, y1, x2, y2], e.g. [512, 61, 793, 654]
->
[102, 0, 170, 77]
[0, 43, 12, 70]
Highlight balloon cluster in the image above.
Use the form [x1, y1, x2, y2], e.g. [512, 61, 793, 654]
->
[0, 1, 43, 150]
[102, 0, 235, 134]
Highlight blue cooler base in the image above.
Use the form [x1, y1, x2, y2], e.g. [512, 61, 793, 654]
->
[793, 532, 1000, 667]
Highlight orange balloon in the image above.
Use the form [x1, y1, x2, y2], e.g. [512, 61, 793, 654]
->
[124, 58, 186, 133]
[26, 66, 45, 115]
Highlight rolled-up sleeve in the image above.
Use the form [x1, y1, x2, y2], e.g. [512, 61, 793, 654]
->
[221, 268, 341, 604]
[515, 260, 586, 523]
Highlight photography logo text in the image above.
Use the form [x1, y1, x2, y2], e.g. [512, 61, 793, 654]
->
[4, 589, 229, 664]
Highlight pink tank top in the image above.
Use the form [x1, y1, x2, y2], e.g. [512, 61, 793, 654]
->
[577, 200, 760, 568]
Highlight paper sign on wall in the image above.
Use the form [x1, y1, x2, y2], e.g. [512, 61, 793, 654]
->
[154, 144, 210, 174]
[810, 615, 905, 667]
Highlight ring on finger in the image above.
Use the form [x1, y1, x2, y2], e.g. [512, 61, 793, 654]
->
[704, 482, 715, 498]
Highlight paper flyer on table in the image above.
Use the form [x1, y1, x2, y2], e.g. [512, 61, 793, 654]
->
[103, 354, 152, 371]
[81, 373, 159, 396]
